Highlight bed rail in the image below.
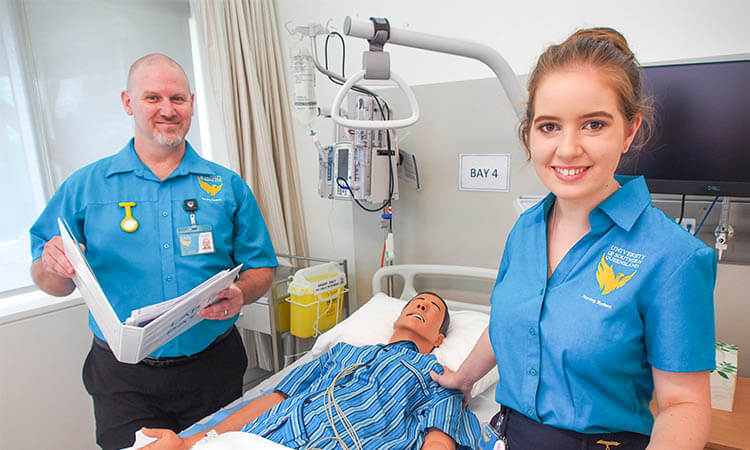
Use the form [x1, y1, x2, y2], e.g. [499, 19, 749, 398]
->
[372, 264, 496, 313]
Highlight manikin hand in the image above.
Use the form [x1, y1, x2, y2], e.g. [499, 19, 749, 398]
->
[199, 283, 244, 320]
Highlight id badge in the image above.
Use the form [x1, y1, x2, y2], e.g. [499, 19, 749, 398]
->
[480, 422, 507, 450]
[177, 224, 215, 256]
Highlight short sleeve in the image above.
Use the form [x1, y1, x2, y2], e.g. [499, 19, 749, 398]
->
[644, 246, 716, 372]
[415, 390, 481, 450]
[29, 177, 86, 260]
[274, 348, 330, 397]
[496, 228, 514, 285]
[231, 182, 278, 269]
[490, 223, 515, 310]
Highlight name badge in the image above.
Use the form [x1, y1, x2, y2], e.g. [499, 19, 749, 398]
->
[177, 224, 215, 256]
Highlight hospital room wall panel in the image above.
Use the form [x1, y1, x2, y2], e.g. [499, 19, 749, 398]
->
[0, 301, 96, 450]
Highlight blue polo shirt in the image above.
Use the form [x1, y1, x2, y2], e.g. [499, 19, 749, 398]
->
[30, 139, 277, 357]
[489, 175, 716, 435]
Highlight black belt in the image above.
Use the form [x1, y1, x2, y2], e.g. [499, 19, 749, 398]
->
[93, 326, 235, 368]
[492, 406, 650, 450]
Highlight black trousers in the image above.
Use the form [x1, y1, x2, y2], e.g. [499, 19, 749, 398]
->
[82, 326, 247, 450]
[496, 407, 650, 450]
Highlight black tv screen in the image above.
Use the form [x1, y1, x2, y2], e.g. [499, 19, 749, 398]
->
[616, 58, 750, 197]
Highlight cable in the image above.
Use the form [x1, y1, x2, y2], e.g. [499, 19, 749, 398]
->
[336, 177, 387, 212]
[305, 344, 392, 450]
[322, 32, 380, 97]
[695, 195, 719, 234]
[324, 32, 346, 86]
[677, 193, 686, 225]
[306, 362, 366, 450]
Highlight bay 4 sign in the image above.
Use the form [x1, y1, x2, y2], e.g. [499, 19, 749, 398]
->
[459, 154, 510, 192]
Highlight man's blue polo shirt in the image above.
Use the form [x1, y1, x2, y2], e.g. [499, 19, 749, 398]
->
[488, 175, 716, 435]
[30, 139, 278, 357]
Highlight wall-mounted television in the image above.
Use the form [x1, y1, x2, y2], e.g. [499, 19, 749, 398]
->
[616, 58, 750, 197]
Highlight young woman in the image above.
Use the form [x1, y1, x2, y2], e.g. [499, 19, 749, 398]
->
[432, 28, 715, 449]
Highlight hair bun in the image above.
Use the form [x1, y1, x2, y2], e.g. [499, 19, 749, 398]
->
[564, 27, 634, 59]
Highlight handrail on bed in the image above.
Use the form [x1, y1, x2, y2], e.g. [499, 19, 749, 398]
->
[372, 264, 497, 313]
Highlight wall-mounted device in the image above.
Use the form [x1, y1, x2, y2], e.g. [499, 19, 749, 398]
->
[318, 95, 399, 204]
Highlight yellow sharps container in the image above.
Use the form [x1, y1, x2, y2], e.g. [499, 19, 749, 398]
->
[287, 262, 346, 338]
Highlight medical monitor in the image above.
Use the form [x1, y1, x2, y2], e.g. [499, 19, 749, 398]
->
[616, 58, 750, 197]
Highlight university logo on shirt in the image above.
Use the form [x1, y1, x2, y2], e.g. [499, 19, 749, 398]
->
[198, 176, 223, 196]
[594, 245, 645, 295]
[197, 175, 223, 199]
[596, 254, 636, 295]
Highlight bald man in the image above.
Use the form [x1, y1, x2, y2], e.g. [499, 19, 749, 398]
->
[29, 54, 278, 449]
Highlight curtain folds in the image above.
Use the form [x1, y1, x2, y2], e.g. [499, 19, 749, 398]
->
[192, 0, 309, 259]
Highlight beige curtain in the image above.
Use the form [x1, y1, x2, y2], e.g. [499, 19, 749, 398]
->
[191, 0, 308, 259]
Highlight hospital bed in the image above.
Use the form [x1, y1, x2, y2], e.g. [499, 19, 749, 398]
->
[130, 264, 500, 449]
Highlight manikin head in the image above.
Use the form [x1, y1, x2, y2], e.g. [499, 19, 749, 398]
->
[121, 53, 194, 151]
[390, 291, 450, 354]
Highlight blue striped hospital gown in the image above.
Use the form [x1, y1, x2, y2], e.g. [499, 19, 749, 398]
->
[240, 341, 480, 449]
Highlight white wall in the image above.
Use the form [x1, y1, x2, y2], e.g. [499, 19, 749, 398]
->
[275, 1, 750, 373]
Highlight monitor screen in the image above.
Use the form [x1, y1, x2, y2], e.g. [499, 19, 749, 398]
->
[616, 59, 750, 197]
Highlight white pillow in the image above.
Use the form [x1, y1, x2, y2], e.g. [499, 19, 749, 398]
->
[310, 293, 499, 398]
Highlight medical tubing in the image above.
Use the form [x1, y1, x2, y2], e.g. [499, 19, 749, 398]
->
[695, 195, 719, 234]
[343, 16, 525, 120]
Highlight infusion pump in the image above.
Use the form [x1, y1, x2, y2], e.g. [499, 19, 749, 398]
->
[318, 95, 399, 204]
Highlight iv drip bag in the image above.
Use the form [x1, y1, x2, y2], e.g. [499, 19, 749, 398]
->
[290, 40, 318, 126]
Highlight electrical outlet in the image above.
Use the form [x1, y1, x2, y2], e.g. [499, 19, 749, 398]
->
[675, 217, 697, 235]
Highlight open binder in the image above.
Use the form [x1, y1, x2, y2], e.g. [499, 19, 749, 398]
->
[57, 217, 242, 364]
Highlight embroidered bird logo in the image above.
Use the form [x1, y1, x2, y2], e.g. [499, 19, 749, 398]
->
[198, 178, 223, 196]
[596, 253, 636, 295]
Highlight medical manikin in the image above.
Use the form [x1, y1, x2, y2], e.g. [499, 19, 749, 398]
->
[140, 292, 480, 450]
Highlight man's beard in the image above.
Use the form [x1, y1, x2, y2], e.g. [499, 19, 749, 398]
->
[154, 131, 184, 148]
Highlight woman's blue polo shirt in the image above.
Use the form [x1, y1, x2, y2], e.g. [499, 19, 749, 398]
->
[488, 175, 716, 435]
[30, 139, 277, 357]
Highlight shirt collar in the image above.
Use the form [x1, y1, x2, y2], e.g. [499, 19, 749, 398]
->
[388, 340, 421, 353]
[540, 175, 650, 232]
[105, 138, 214, 179]
[597, 175, 651, 232]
